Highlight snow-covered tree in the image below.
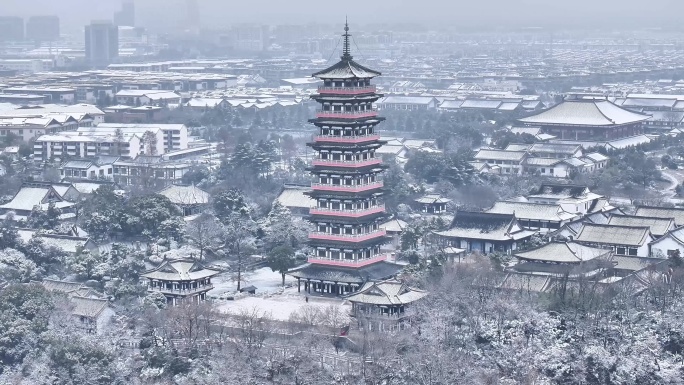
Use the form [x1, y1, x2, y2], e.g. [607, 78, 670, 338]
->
[186, 212, 222, 260]
[66, 247, 105, 280]
[26, 202, 61, 230]
[261, 201, 308, 251]
[0, 248, 40, 283]
[266, 245, 295, 287]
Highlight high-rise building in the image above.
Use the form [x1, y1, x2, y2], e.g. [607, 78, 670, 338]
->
[85, 21, 119, 67]
[289, 23, 401, 296]
[185, 0, 200, 33]
[234, 24, 269, 52]
[26, 16, 60, 41]
[114, 1, 135, 27]
[0, 17, 24, 41]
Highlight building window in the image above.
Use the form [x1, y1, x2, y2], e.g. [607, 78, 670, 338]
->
[616, 247, 626, 255]
[628, 248, 638, 256]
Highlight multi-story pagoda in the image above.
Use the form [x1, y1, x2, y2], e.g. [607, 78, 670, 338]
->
[289, 22, 401, 296]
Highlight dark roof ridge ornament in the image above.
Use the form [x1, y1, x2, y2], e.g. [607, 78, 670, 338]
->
[341, 17, 353, 61]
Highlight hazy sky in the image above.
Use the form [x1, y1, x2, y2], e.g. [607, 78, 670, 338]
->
[2, 0, 683, 32]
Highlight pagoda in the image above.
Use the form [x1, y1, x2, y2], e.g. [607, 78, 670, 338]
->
[289, 21, 400, 296]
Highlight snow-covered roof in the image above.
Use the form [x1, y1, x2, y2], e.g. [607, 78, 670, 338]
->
[71, 296, 109, 318]
[499, 273, 552, 292]
[485, 201, 577, 222]
[0, 187, 55, 211]
[529, 142, 582, 154]
[474, 149, 527, 162]
[435, 211, 535, 242]
[635, 206, 684, 227]
[438, 99, 464, 109]
[379, 96, 436, 105]
[575, 223, 651, 247]
[141, 259, 220, 281]
[313, 59, 380, 79]
[519, 100, 650, 127]
[415, 194, 451, 205]
[345, 279, 427, 306]
[157, 184, 210, 206]
[381, 218, 408, 233]
[513, 241, 610, 263]
[276, 185, 315, 210]
[460, 99, 502, 109]
[607, 214, 675, 238]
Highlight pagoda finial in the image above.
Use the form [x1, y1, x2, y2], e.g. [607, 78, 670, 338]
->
[342, 17, 352, 60]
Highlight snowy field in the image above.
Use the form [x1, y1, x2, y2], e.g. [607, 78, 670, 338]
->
[209, 267, 351, 322]
[208, 267, 299, 297]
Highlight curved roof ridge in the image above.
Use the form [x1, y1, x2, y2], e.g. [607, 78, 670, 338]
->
[592, 100, 615, 124]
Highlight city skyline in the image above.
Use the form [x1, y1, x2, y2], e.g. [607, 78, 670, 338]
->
[2, 0, 684, 33]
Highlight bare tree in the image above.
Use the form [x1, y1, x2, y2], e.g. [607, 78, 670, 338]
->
[186, 212, 222, 260]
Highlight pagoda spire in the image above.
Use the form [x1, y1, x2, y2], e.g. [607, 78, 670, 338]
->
[341, 17, 353, 61]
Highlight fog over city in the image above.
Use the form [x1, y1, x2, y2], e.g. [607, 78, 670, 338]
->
[4, 0, 684, 30]
[2, 0, 684, 384]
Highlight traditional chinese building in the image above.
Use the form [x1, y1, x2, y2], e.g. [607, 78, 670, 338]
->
[289, 22, 401, 296]
[140, 258, 219, 305]
[346, 279, 427, 332]
[518, 98, 650, 141]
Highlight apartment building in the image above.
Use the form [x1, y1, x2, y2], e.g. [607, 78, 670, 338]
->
[33, 132, 142, 163]
[113, 156, 190, 188]
[91, 123, 188, 152]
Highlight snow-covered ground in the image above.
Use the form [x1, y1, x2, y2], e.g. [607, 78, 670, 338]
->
[208, 267, 298, 298]
[209, 267, 351, 323]
[216, 294, 351, 323]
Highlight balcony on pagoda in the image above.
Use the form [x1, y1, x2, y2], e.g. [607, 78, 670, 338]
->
[313, 133, 381, 144]
[312, 180, 383, 193]
[310, 204, 385, 218]
[315, 110, 378, 119]
[317, 85, 377, 95]
[309, 229, 387, 243]
[307, 253, 389, 267]
[312, 158, 382, 168]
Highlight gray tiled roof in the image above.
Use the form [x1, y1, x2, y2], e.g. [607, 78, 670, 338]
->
[499, 273, 551, 292]
[607, 214, 675, 237]
[435, 211, 535, 241]
[71, 296, 109, 318]
[635, 206, 684, 227]
[612, 256, 661, 272]
[576, 223, 651, 247]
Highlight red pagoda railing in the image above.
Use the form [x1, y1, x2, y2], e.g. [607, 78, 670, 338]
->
[315, 110, 378, 119]
[309, 204, 385, 217]
[311, 181, 383, 193]
[311, 158, 382, 168]
[317, 86, 377, 95]
[307, 253, 388, 267]
[308, 229, 387, 243]
[313, 134, 381, 144]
